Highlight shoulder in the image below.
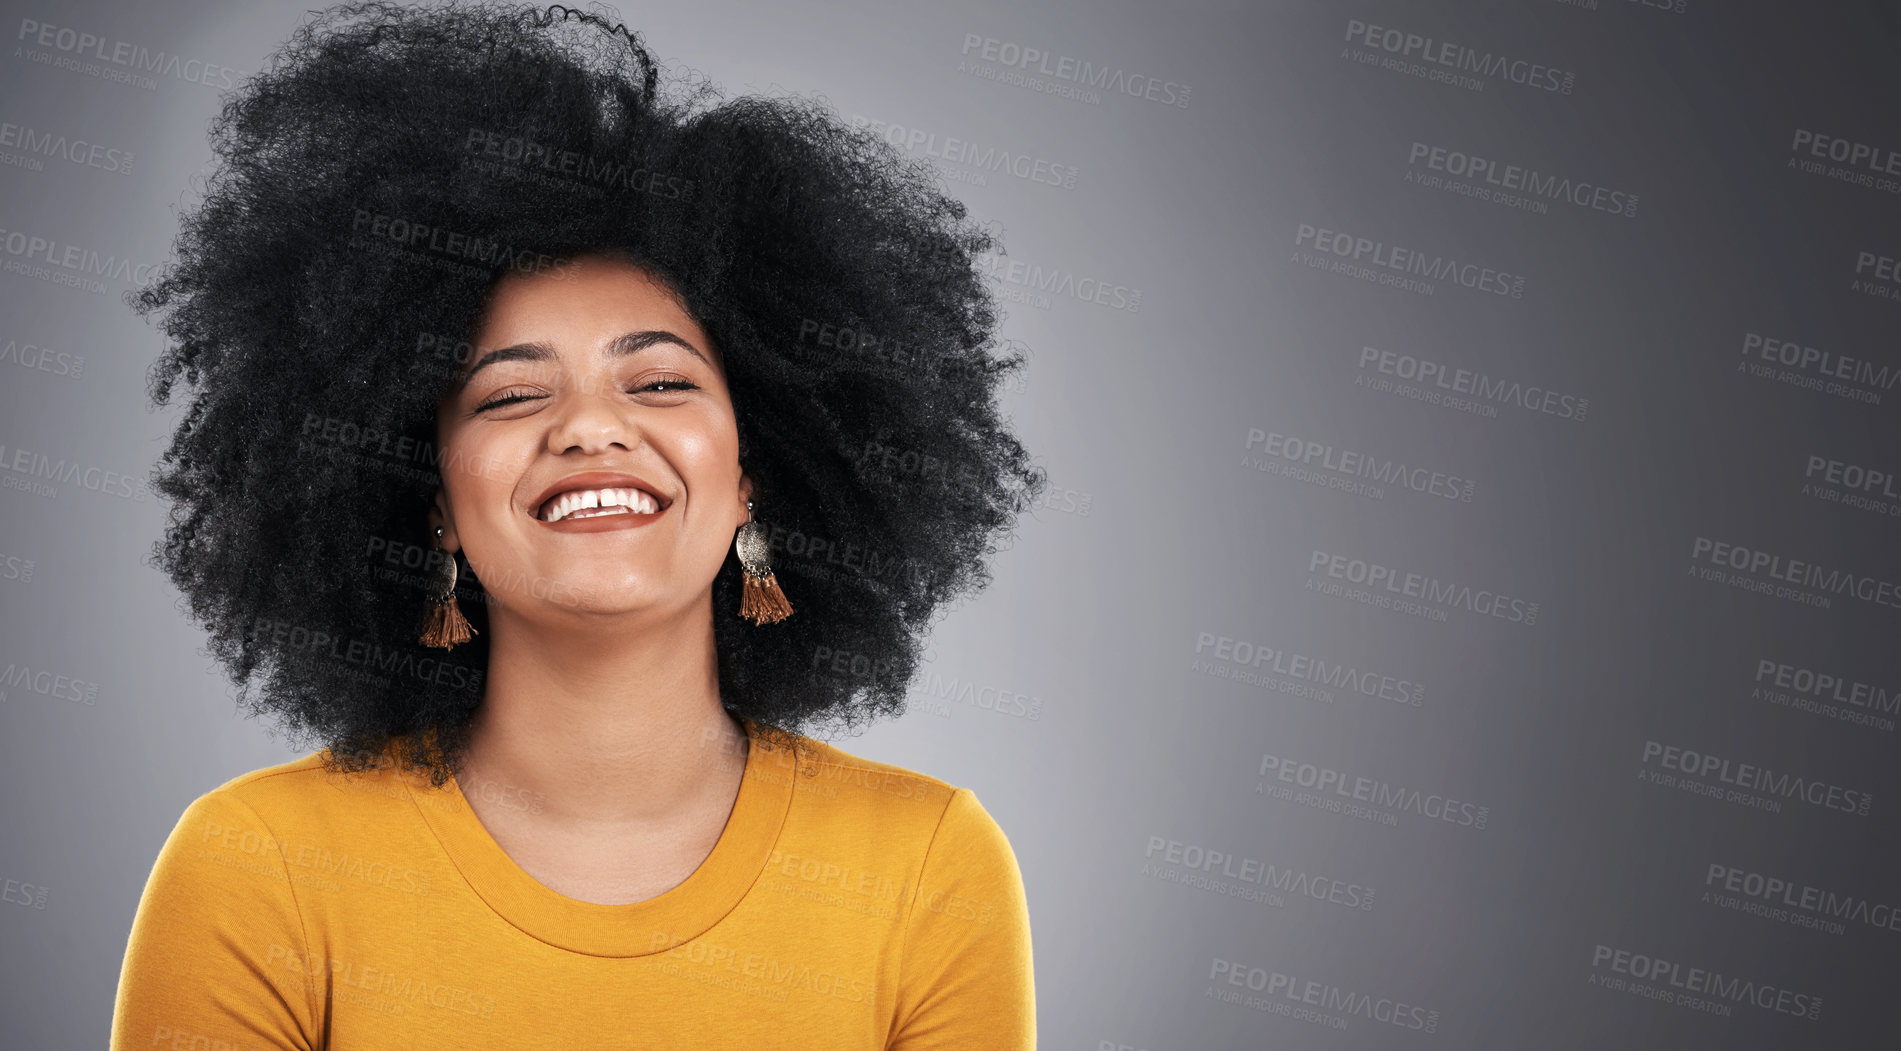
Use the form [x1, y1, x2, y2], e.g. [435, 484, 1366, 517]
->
[799, 737, 1036, 1044]
[785, 735, 961, 809]
[200, 749, 336, 800]
[776, 734, 1021, 878]
[169, 743, 439, 855]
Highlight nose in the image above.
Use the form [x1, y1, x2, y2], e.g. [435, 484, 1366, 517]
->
[545, 380, 641, 456]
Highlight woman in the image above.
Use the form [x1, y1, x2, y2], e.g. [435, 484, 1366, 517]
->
[110, 3, 1043, 1047]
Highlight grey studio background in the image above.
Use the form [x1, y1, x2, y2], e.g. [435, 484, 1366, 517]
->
[2, 0, 1899, 1047]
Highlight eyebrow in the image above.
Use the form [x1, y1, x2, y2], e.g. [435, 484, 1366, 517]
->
[460, 329, 712, 384]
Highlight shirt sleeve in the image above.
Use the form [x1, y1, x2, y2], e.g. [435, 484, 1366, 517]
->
[888, 787, 1036, 1050]
[110, 789, 319, 1051]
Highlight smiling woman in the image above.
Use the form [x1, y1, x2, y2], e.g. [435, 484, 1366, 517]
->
[109, 2, 1042, 1048]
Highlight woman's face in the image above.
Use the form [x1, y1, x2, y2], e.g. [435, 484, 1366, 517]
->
[432, 253, 751, 623]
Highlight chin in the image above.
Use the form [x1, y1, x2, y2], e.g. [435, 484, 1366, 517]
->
[510, 579, 692, 620]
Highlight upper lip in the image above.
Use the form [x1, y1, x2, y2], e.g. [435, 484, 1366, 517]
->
[529, 471, 672, 520]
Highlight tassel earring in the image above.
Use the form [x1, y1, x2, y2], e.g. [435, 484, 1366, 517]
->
[735, 500, 793, 625]
[420, 526, 476, 649]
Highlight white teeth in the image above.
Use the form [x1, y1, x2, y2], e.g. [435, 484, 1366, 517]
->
[541, 486, 660, 522]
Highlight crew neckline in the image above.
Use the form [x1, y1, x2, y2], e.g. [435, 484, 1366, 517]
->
[403, 718, 798, 958]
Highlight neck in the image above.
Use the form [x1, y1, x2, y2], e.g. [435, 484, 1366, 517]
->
[457, 592, 749, 825]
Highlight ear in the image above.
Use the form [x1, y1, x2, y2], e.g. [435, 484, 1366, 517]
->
[427, 488, 459, 551]
[738, 470, 757, 525]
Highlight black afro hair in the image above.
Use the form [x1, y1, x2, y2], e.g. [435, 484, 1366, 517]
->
[135, 0, 1044, 783]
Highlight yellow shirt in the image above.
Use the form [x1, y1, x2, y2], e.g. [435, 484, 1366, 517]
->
[110, 722, 1034, 1049]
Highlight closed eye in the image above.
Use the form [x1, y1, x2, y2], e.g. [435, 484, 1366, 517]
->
[473, 388, 545, 412]
[473, 377, 701, 413]
[636, 378, 701, 394]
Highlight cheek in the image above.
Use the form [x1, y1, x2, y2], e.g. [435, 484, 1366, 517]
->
[653, 400, 739, 463]
[671, 426, 743, 495]
[437, 425, 532, 520]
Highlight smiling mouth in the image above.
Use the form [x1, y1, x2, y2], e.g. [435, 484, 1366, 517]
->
[538, 487, 664, 523]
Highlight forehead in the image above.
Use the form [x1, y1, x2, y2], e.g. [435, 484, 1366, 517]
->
[472, 253, 709, 353]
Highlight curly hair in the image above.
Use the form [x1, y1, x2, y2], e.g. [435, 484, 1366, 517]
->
[134, 1, 1043, 784]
